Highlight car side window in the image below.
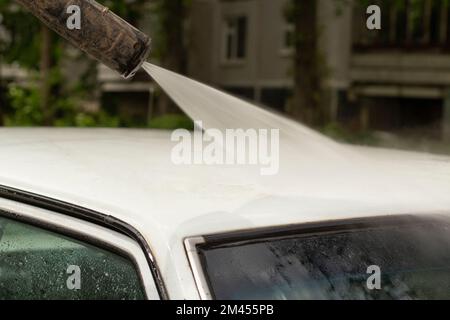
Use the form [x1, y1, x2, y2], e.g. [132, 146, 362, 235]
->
[0, 216, 146, 300]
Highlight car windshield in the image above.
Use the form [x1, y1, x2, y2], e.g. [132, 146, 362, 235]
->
[197, 216, 450, 300]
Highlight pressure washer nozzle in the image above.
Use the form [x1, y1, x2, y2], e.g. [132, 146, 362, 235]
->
[15, 0, 151, 79]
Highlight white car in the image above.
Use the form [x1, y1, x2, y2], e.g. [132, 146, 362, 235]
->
[0, 124, 450, 300]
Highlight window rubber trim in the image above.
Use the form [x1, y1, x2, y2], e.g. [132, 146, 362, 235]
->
[201, 214, 432, 246]
[0, 184, 169, 300]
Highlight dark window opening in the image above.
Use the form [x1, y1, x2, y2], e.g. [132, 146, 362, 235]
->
[354, 0, 450, 51]
[360, 97, 443, 138]
[224, 16, 248, 60]
[261, 88, 291, 112]
[223, 86, 254, 101]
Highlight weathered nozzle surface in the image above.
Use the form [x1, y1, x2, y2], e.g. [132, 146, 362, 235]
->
[15, 0, 151, 78]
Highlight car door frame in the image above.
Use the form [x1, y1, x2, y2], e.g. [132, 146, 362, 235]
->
[0, 187, 162, 300]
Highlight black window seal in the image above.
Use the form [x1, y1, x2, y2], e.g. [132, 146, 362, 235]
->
[0, 184, 169, 300]
[200, 214, 440, 248]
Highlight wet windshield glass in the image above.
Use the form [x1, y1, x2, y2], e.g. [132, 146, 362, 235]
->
[198, 217, 450, 300]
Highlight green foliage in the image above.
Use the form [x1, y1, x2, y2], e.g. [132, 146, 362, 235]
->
[0, 2, 42, 68]
[320, 122, 378, 145]
[5, 84, 120, 127]
[0, 0, 146, 68]
[4, 85, 42, 126]
[148, 114, 194, 130]
[0, 0, 147, 127]
[100, 0, 148, 23]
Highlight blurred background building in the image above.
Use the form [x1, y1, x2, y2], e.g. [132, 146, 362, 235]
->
[1, 0, 450, 154]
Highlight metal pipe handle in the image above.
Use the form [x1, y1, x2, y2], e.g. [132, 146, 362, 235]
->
[15, 0, 151, 78]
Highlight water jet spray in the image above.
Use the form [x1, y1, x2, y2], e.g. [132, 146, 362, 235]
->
[15, 0, 151, 78]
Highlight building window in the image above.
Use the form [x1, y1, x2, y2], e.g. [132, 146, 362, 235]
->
[223, 16, 248, 62]
[281, 24, 295, 56]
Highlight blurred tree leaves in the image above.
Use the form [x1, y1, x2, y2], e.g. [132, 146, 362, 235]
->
[0, 1, 41, 69]
[0, 0, 147, 68]
[0, 0, 148, 127]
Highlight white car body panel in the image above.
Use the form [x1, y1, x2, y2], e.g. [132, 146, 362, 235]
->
[1, 127, 450, 298]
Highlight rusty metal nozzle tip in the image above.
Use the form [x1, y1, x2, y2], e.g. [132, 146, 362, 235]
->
[15, 0, 152, 79]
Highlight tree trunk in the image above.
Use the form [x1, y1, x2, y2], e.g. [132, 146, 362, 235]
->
[289, 0, 324, 126]
[40, 24, 52, 125]
[156, 0, 188, 116]
[0, 62, 4, 126]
